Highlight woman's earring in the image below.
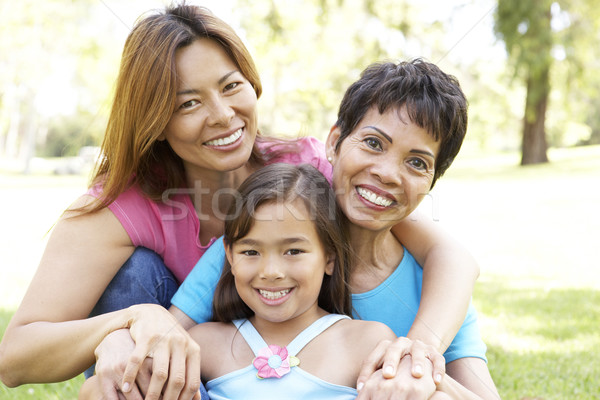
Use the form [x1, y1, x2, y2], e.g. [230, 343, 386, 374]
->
[327, 156, 333, 163]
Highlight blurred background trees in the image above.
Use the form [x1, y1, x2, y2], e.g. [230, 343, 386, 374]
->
[1, 0, 599, 173]
[495, 0, 600, 165]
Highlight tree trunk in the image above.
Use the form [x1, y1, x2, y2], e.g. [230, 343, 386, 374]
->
[521, 67, 550, 165]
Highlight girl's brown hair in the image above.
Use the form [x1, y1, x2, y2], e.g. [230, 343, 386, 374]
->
[89, 3, 263, 210]
[212, 163, 353, 322]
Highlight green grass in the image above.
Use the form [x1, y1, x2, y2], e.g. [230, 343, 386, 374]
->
[1, 145, 600, 399]
[475, 282, 600, 399]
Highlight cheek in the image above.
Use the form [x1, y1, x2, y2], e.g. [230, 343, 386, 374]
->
[240, 90, 258, 116]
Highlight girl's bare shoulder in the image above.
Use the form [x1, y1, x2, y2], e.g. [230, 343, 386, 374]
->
[188, 321, 237, 345]
[338, 318, 396, 340]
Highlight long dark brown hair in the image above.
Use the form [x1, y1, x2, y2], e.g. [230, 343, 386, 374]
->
[211, 163, 353, 322]
[88, 3, 265, 210]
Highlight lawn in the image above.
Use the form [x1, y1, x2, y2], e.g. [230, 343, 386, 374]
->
[1, 145, 599, 399]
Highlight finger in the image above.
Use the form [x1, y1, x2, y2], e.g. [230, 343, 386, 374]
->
[380, 337, 412, 379]
[408, 344, 427, 379]
[88, 375, 117, 400]
[134, 357, 154, 397]
[121, 343, 151, 394]
[120, 382, 144, 400]
[356, 339, 391, 389]
[162, 341, 186, 400]
[429, 352, 446, 385]
[179, 343, 202, 400]
[94, 375, 119, 400]
[355, 370, 385, 400]
[144, 346, 171, 400]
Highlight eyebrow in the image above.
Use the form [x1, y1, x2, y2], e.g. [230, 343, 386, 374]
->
[235, 236, 309, 246]
[176, 70, 239, 96]
[218, 70, 238, 85]
[410, 149, 435, 159]
[365, 125, 435, 159]
[364, 125, 393, 143]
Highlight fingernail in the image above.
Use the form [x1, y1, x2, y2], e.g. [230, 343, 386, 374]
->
[384, 366, 394, 375]
[414, 364, 423, 375]
[357, 382, 364, 391]
[435, 373, 443, 383]
[122, 382, 130, 393]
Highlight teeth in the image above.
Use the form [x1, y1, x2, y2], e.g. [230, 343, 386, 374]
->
[357, 187, 393, 207]
[205, 128, 242, 146]
[259, 289, 290, 300]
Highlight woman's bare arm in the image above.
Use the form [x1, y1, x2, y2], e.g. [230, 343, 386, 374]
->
[0, 195, 136, 385]
[443, 357, 500, 400]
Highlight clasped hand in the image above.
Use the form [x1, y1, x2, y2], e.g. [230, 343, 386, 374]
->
[93, 304, 201, 400]
[355, 337, 446, 400]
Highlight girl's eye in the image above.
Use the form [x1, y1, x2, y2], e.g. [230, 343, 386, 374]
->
[180, 99, 200, 109]
[364, 137, 383, 151]
[285, 249, 304, 256]
[241, 250, 259, 256]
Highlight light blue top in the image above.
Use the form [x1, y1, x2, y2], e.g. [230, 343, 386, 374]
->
[171, 236, 487, 363]
[206, 314, 357, 400]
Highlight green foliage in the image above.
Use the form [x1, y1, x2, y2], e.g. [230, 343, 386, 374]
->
[494, 0, 600, 150]
[0, 0, 121, 164]
[37, 113, 100, 158]
[235, 0, 441, 139]
[495, 0, 554, 79]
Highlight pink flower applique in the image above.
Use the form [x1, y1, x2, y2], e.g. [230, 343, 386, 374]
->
[253, 344, 300, 379]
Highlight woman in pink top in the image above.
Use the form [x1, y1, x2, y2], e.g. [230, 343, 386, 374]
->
[0, 4, 480, 400]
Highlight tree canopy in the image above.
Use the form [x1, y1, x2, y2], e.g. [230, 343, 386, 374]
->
[1, 0, 599, 173]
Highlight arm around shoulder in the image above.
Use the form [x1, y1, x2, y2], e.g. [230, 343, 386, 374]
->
[392, 216, 479, 353]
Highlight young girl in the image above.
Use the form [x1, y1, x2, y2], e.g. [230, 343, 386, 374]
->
[189, 162, 397, 399]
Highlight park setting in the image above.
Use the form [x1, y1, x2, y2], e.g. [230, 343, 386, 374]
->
[1, 0, 599, 399]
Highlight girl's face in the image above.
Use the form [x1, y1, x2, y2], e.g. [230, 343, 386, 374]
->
[225, 199, 334, 329]
[326, 106, 440, 232]
[162, 38, 258, 176]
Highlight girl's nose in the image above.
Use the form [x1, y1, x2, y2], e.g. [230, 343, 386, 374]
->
[258, 258, 285, 280]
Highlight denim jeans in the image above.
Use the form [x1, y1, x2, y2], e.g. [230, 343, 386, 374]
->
[85, 247, 209, 399]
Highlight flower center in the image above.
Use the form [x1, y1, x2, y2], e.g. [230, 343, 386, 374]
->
[267, 355, 282, 369]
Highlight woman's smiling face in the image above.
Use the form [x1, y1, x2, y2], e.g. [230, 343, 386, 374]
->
[326, 106, 440, 232]
[161, 38, 258, 175]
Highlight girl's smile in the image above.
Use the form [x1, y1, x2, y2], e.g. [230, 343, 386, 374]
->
[225, 199, 334, 329]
